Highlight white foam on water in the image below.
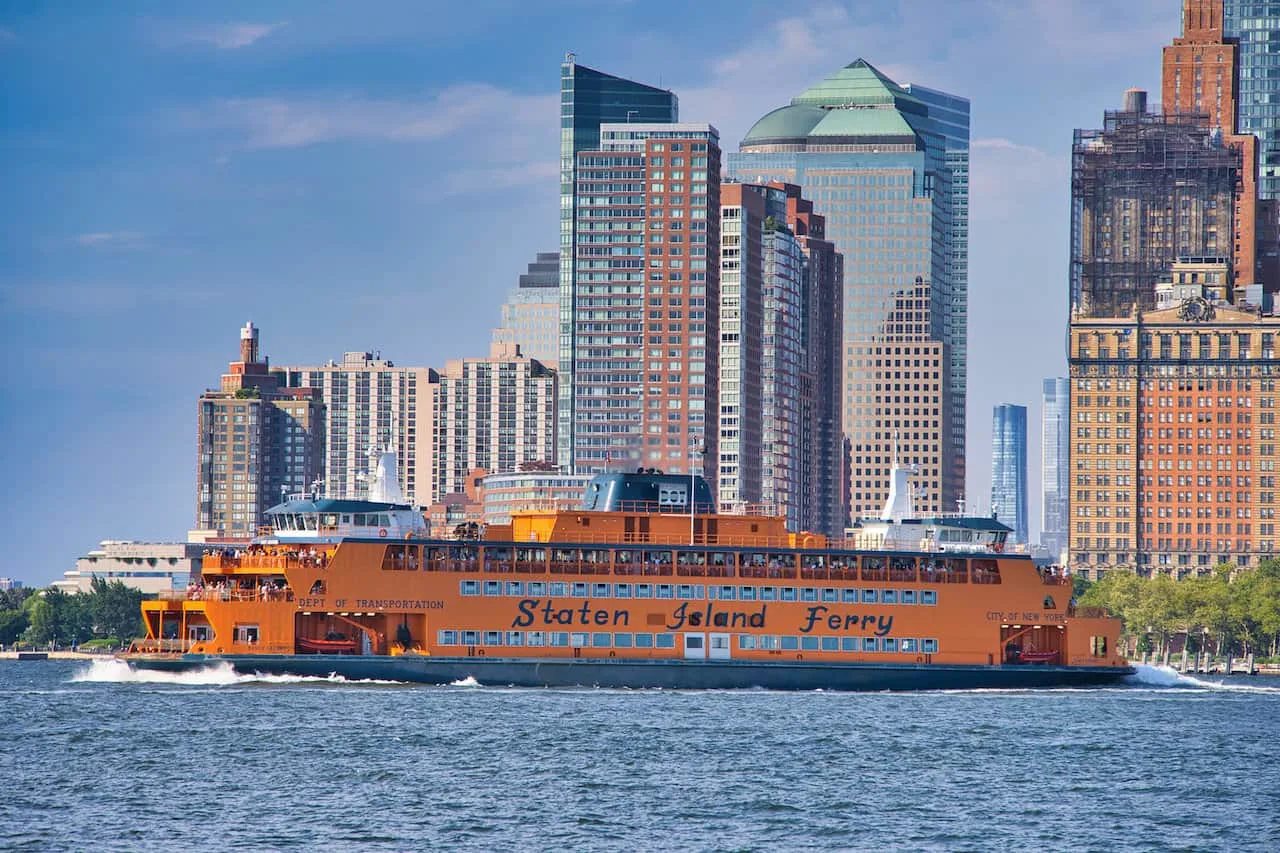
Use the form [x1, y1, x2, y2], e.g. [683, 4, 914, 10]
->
[1125, 663, 1280, 693]
[71, 658, 405, 687]
[449, 675, 482, 688]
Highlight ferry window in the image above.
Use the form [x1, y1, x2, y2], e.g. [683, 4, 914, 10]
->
[760, 586, 778, 601]
[781, 587, 798, 602]
[901, 590, 917, 605]
[342, 515, 351, 523]
[677, 584, 695, 598]
[862, 637, 879, 652]
[484, 631, 502, 645]
[656, 633, 676, 649]
[821, 588, 838, 603]
[821, 637, 839, 652]
[841, 637, 858, 651]
[550, 632, 569, 647]
[739, 586, 757, 601]
[842, 588, 858, 603]
[353, 514, 367, 526]
[717, 585, 736, 600]
[923, 639, 939, 654]
[614, 633, 633, 648]
[506, 632, 524, 646]
[592, 633, 611, 648]
[644, 549, 673, 567]
[614, 549, 639, 567]
[685, 635, 704, 650]
[460, 580, 480, 596]
[921, 590, 938, 606]
[615, 583, 633, 598]
[801, 636, 820, 651]
[570, 632, 588, 647]
[593, 583, 611, 598]
[439, 630, 457, 645]
[693, 584, 704, 599]
[882, 590, 898, 605]
[739, 635, 757, 650]
[571, 582, 589, 597]
[861, 589, 878, 604]
[902, 638, 919, 653]
[657, 584, 674, 599]
[550, 582, 568, 596]
[710, 635, 730, 651]
[799, 587, 817, 602]
[528, 631, 546, 647]
[636, 584, 653, 599]
[882, 638, 898, 653]
[462, 630, 479, 645]
[780, 636, 799, 651]
[528, 582, 547, 596]
[635, 633, 654, 648]
[506, 582, 524, 596]
[483, 581, 501, 596]
[760, 635, 778, 650]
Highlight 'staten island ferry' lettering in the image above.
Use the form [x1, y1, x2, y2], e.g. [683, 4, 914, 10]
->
[125, 455, 1133, 690]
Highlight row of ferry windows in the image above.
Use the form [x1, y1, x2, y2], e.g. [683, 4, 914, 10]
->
[460, 579, 939, 606]
[436, 630, 940, 654]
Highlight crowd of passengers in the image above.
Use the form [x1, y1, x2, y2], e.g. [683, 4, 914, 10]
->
[204, 544, 328, 568]
[187, 577, 291, 601]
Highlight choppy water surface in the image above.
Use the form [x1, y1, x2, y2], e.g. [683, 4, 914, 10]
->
[1, 660, 1277, 852]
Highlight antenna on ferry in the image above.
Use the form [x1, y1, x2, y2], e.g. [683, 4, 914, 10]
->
[310, 477, 324, 500]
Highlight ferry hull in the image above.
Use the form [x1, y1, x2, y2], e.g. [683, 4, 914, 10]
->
[124, 654, 1135, 691]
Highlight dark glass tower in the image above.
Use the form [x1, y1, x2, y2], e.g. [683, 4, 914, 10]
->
[991, 404, 1028, 546]
[557, 55, 679, 470]
[1223, 1, 1280, 201]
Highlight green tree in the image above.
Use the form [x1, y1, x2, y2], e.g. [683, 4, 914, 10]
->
[89, 578, 144, 641]
[0, 608, 28, 646]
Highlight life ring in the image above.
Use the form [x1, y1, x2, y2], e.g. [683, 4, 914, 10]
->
[405, 531, 414, 540]
[379, 528, 388, 538]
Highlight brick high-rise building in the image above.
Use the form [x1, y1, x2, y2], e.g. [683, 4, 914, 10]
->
[1162, 0, 1260, 291]
[558, 56, 679, 469]
[1068, 264, 1280, 579]
[566, 122, 721, 481]
[196, 323, 324, 538]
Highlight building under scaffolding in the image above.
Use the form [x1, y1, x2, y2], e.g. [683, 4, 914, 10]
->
[1070, 92, 1242, 320]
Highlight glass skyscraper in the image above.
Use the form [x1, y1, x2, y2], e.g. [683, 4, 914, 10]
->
[728, 60, 968, 518]
[558, 55, 679, 469]
[1223, 1, 1280, 200]
[1041, 378, 1070, 557]
[991, 404, 1028, 546]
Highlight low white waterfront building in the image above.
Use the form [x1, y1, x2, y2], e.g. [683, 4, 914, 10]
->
[54, 541, 205, 595]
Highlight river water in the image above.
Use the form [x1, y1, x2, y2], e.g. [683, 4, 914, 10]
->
[1, 660, 1276, 852]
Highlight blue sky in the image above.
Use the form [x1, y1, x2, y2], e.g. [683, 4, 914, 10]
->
[0, 0, 1180, 585]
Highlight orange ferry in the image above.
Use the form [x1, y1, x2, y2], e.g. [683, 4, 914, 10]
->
[126, 461, 1133, 690]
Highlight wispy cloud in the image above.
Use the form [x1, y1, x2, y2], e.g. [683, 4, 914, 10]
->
[176, 21, 286, 50]
[182, 84, 556, 150]
[75, 231, 146, 250]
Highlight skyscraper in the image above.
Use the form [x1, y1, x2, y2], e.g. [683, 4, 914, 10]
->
[279, 352, 435, 503]
[1041, 378, 1070, 558]
[492, 251, 561, 367]
[566, 122, 721, 479]
[991, 404, 1028, 546]
[196, 323, 324, 538]
[1223, 0, 1280, 202]
[729, 60, 965, 518]
[1161, 0, 1259, 290]
[558, 55, 679, 469]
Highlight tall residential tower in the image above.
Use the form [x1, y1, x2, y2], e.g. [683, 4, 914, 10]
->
[1041, 378, 1070, 558]
[558, 56, 679, 469]
[991, 404, 1029, 546]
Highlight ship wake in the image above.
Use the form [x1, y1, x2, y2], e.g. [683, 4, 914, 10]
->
[72, 658, 405, 687]
[1126, 663, 1280, 693]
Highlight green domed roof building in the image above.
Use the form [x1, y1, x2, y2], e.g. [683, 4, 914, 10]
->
[727, 59, 971, 521]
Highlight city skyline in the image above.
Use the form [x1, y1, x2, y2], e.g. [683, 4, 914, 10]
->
[2, 1, 1184, 584]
